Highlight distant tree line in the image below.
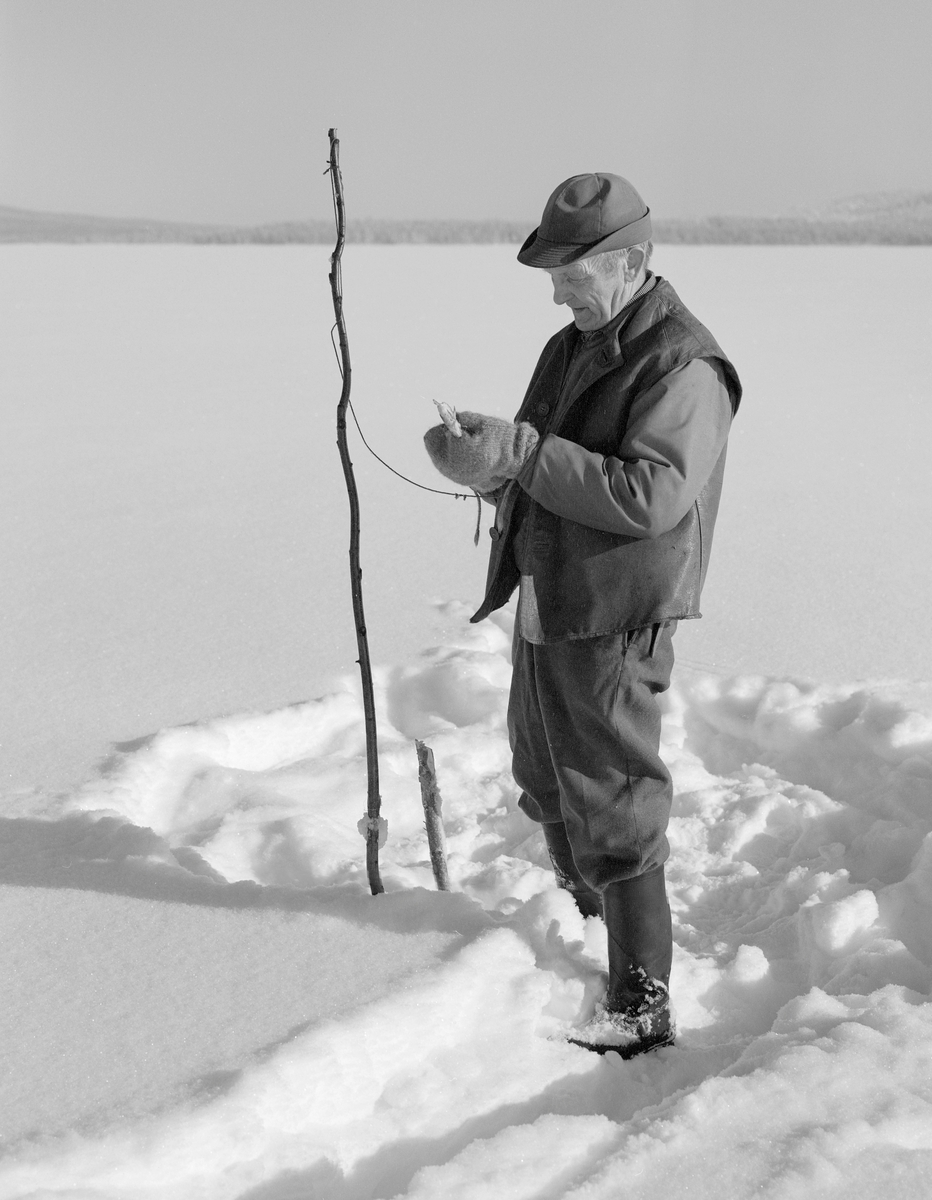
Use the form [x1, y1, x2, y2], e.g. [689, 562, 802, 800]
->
[3, 207, 932, 245]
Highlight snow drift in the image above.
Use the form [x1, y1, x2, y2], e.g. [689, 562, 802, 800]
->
[2, 600, 931, 1199]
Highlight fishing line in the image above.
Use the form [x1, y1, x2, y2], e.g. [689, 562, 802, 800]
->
[328, 322, 484, 542]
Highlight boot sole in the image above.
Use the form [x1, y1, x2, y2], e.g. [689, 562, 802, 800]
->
[566, 1030, 675, 1059]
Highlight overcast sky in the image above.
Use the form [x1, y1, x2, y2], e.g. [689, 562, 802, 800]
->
[0, 0, 929, 225]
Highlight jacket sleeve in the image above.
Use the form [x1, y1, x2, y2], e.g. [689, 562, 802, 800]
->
[519, 358, 733, 537]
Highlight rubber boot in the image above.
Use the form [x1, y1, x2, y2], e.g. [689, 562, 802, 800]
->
[569, 865, 674, 1058]
[542, 822, 602, 919]
[603, 864, 672, 1010]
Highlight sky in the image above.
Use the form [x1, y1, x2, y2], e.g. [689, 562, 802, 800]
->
[0, 0, 931, 225]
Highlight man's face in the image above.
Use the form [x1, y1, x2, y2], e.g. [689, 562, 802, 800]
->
[545, 260, 627, 331]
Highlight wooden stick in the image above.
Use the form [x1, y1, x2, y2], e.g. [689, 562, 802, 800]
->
[415, 740, 451, 891]
[327, 128, 384, 896]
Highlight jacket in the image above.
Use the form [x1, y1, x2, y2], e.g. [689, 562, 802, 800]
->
[470, 277, 742, 638]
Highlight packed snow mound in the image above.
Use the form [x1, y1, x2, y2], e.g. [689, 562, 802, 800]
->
[2, 602, 931, 1198]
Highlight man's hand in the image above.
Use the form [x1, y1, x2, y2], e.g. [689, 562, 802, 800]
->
[424, 411, 540, 492]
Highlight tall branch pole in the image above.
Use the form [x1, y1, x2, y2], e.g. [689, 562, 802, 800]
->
[328, 128, 384, 896]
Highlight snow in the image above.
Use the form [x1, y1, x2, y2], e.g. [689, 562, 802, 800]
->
[1, 245, 931, 1197]
[4, 244, 932, 793]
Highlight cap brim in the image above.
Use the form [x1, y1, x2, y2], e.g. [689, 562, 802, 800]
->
[517, 210, 653, 268]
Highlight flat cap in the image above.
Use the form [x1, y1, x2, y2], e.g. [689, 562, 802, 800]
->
[518, 173, 652, 268]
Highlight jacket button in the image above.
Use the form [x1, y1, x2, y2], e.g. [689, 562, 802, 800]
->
[489, 527, 500, 540]
[536, 402, 550, 415]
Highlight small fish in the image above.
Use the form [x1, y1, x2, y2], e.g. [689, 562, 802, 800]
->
[433, 399, 463, 438]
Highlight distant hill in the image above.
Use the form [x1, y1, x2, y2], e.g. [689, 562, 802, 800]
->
[815, 191, 932, 220]
[3, 192, 932, 245]
[0, 206, 533, 245]
[654, 191, 932, 245]
[0, 205, 300, 244]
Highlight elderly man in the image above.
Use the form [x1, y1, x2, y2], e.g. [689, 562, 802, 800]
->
[425, 173, 741, 1058]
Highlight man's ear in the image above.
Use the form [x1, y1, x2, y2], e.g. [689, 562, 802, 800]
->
[625, 245, 647, 279]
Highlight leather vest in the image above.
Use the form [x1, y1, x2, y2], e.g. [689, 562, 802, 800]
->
[470, 278, 742, 638]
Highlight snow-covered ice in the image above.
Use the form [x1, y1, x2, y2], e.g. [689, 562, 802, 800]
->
[3, 604, 932, 1197]
[3, 244, 932, 792]
[1, 245, 931, 1197]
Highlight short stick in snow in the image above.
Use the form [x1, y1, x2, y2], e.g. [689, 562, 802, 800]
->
[415, 740, 451, 891]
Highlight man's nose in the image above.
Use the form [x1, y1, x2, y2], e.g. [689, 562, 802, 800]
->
[552, 279, 570, 305]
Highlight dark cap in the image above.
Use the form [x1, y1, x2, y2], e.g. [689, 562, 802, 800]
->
[517, 173, 652, 268]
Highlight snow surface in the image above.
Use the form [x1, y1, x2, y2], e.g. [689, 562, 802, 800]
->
[3, 604, 932, 1197]
[3, 245, 932, 791]
[1, 245, 932, 1197]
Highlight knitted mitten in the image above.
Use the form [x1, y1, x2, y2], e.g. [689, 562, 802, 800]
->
[424, 411, 540, 492]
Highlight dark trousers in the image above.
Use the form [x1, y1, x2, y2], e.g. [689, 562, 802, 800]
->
[509, 622, 676, 893]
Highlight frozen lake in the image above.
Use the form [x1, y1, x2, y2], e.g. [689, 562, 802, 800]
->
[2, 243, 931, 791]
[2, 243, 932, 1198]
